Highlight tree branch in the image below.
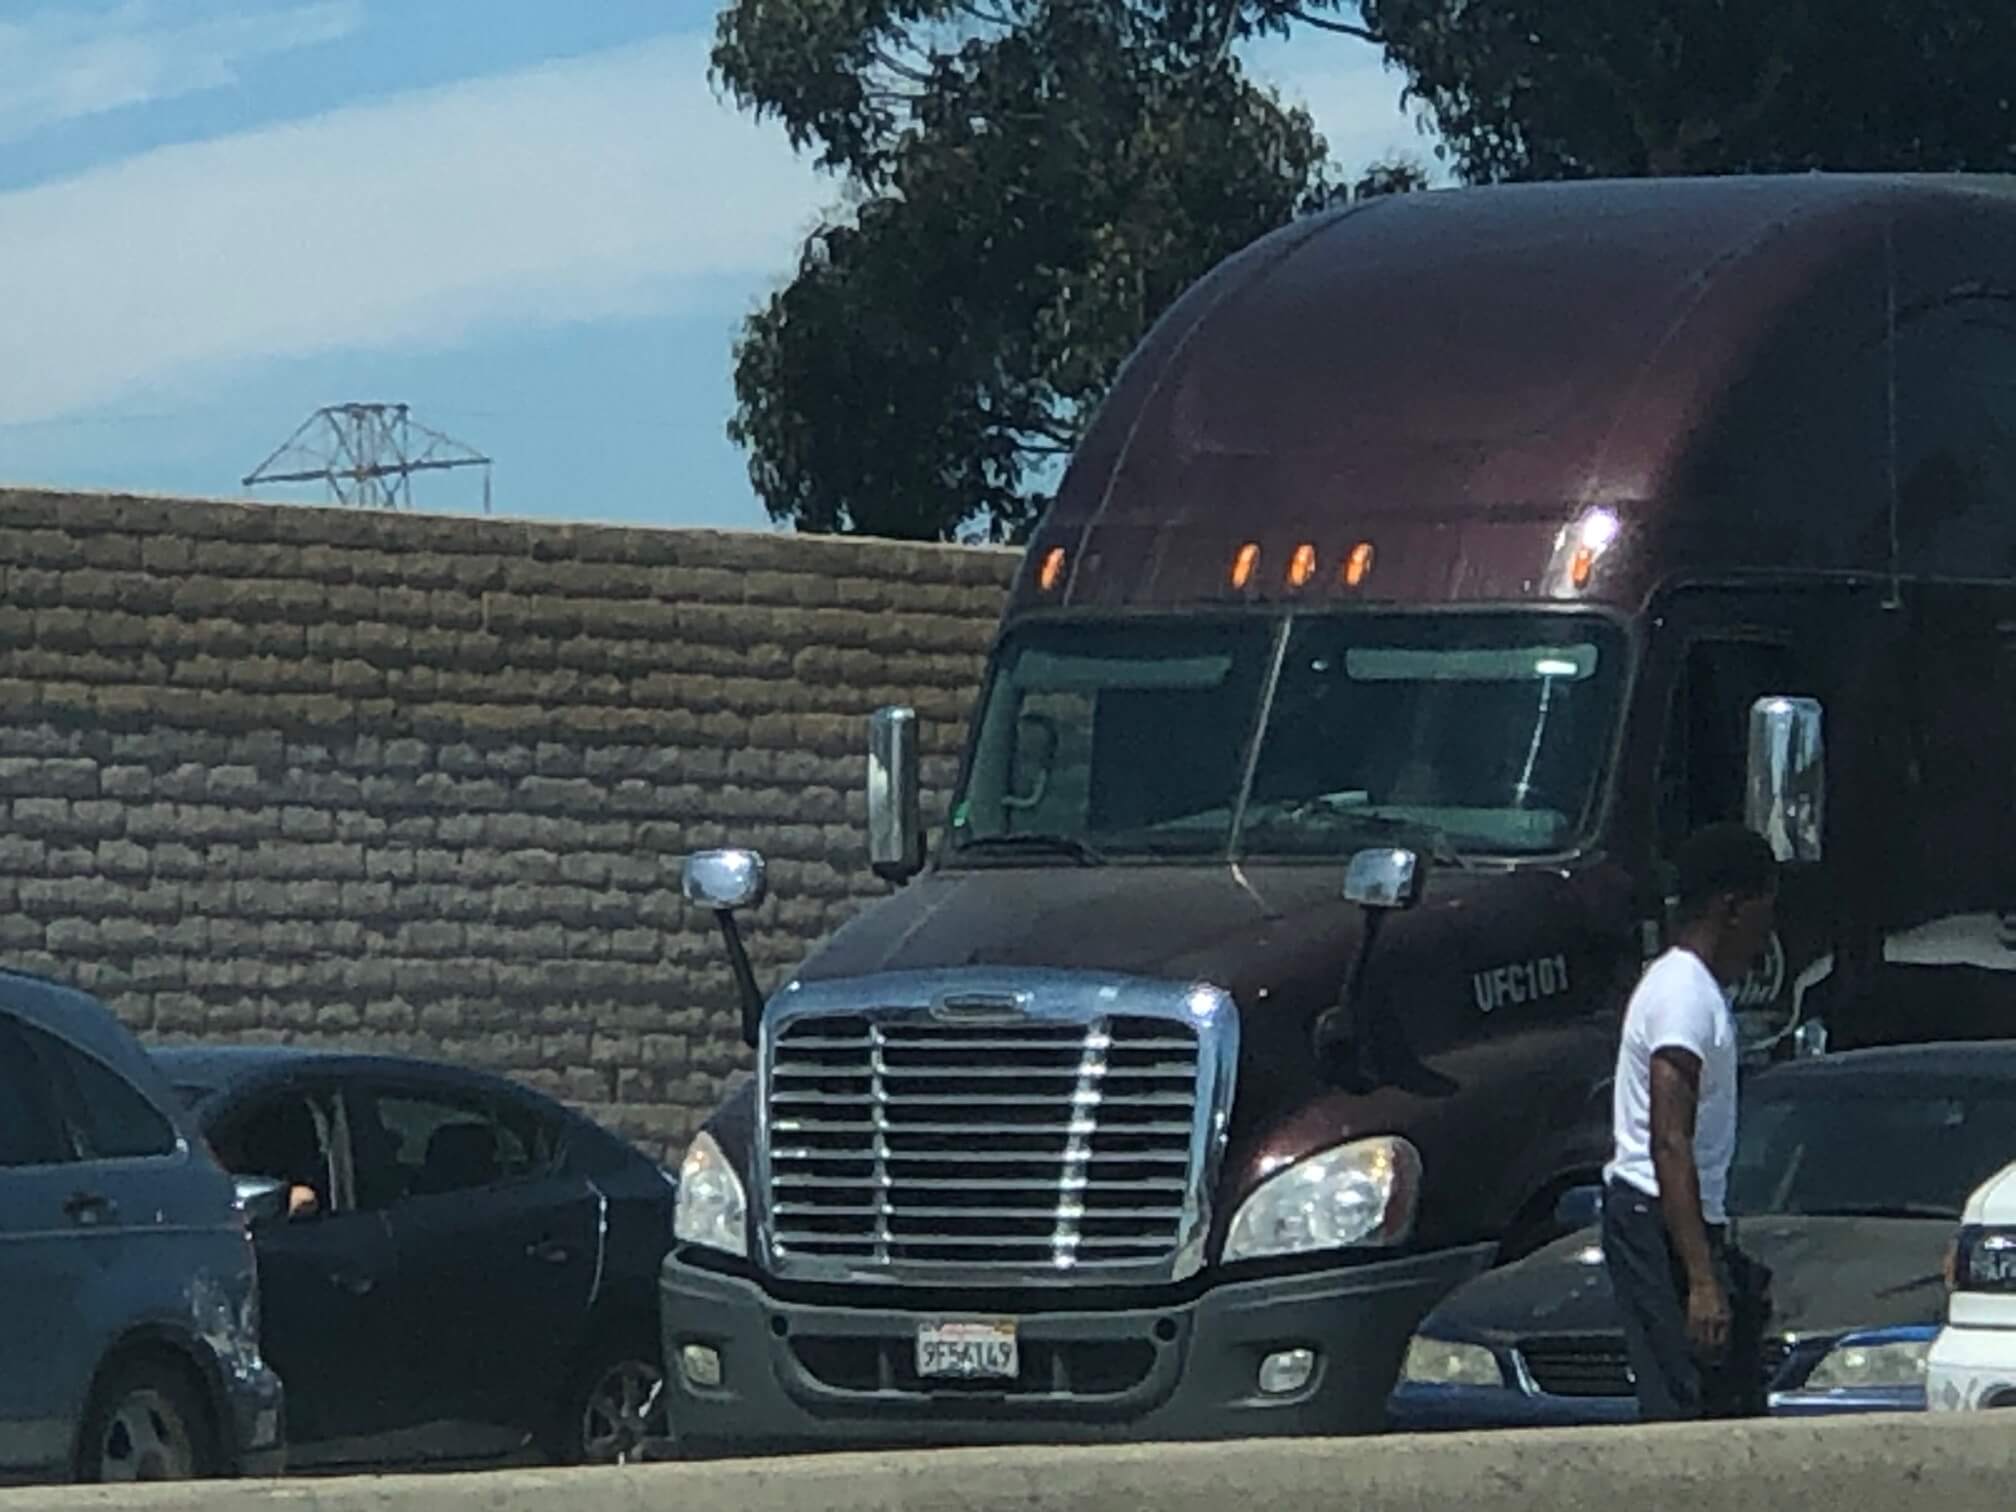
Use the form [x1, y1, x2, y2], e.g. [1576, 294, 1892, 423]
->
[1286, 6, 1380, 43]
[955, 0, 1018, 28]
[873, 46, 934, 84]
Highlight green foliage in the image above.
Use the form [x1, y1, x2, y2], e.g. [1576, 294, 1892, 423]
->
[718, 1, 1341, 541]
[1356, 0, 2016, 181]
[719, 0, 2016, 540]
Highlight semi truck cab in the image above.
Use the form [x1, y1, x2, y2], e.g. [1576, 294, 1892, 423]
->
[658, 172, 2016, 1452]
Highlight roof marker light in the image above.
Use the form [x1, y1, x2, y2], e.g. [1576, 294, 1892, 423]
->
[1342, 541, 1375, 588]
[1038, 547, 1067, 593]
[1288, 543, 1318, 589]
[1560, 507, 1620, 593]
[1231, 543, 1261, 590]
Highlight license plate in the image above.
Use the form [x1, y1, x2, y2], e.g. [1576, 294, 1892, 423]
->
[915, 1318, 1019, 1380]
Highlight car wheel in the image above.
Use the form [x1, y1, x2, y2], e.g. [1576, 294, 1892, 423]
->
[78, 1357, 218, 1483]
[558, 1350, 674, 1466]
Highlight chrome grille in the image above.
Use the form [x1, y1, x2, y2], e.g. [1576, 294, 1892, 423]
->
[761, 989, 1217, 1280]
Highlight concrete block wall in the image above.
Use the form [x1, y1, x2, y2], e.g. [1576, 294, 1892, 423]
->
[0, 488, 1019, 1156]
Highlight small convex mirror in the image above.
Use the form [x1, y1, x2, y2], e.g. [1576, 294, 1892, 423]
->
[682, 848, 767, 913]
[1343, 847, 1424, 910]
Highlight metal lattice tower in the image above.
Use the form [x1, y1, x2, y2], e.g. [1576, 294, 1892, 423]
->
[242, 403, 492, 512]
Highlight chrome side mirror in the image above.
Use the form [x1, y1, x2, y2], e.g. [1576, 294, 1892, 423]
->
[868, 705, 925, 884]
[682, 849, 769, 1049]
[233, 1175, 290, 1227]
[1343, 847, 1423, 910]
[1745, 696, 1825, 864]
[682, 848, 767, 913]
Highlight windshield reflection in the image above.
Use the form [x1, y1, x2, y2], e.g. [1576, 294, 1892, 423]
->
[1728, 1080, 2016, 1220]
[947, 612, 1626, 861]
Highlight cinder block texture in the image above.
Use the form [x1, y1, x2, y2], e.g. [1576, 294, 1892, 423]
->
[0, 488, 1019, 1156]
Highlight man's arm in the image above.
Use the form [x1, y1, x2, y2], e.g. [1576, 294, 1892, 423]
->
[1649, 1045, 1729, 1356]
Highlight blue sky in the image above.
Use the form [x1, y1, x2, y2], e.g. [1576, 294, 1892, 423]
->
[0, 0, 1437, 534]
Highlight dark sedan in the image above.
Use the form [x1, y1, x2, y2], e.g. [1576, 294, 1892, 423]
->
[1388, 1043, 2016, 1429]
[152, 1045, 678, 1471]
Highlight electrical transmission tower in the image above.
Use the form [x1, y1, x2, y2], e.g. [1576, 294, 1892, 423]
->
[242, 403, 492, 512]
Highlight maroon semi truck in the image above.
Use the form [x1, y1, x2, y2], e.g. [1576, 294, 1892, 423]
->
[660, 173, 2016, 1451]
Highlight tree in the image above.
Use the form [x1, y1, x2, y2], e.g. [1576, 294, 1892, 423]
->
[716, 1, 1346, 542]
[1339, 0, 2016, 182]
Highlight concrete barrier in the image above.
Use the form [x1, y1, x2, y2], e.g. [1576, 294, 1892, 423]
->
[2, 1414, 2012, 1511]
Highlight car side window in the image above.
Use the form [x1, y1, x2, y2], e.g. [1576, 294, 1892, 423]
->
[347, 1088, 556, 1211]
[23, 1025, 178, 1161]
[209, 1091, 340, 1214]
[0, 1019, 72, 1168]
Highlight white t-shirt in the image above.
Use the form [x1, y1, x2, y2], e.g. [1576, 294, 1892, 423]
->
[1603, 946, 1738, 1224]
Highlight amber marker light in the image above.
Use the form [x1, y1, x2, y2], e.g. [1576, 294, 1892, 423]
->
[1563, 507, 1620, 592]
[1342, 541, 1375, 588]
[1287, 543, 1318, 589]
[1038, 546, 1067, 592]
[1230, 542, 1261, 589]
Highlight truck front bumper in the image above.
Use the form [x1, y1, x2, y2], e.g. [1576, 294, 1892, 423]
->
[658, 1243, 1496, 1457]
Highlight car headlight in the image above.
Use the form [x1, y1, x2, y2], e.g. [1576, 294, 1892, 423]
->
[673, 1130, 747, 1258]
[1399, 1334, 1503, 1388]
[1953, 1225, 2016, 1293]
[1804, 1336, 1931, 1391]
[1222, 1135, 1421, 1263]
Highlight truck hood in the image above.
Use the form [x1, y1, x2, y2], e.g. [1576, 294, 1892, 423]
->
[793, 859, 1634, 1012]
[796, 863, 1353, 994]
[1430, 1216, 1954, 1344]
[709, 857, 1637, 1254]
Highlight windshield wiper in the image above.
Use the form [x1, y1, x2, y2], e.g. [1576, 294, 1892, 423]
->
[1793, 1203, 1957, 1222]
[1251, 802, 1472, 871]
[953, 833, 1107, 866]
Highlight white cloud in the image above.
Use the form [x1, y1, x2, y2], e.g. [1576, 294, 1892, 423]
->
[0, 0, 364, 143]
[0, 31, 836, 425]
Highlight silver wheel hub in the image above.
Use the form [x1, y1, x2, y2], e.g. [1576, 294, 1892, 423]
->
[99, 1389, 196, 1482]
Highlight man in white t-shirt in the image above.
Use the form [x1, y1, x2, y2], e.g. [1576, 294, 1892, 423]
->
[1603, 821, 1778, 1421]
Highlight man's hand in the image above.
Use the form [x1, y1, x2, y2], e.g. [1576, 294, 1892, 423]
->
[1687, 1276, 1731, 1359]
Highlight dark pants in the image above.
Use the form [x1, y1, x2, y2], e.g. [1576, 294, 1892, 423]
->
[1601, 1178, 1771, 1421]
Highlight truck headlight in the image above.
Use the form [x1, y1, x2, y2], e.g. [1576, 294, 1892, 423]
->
[1804, 1336, 1931, 1391]
[1222, 1135, 1422, 1263]
[1400, 1334, 1503, 1388]
[674, 1130, 747, 1258]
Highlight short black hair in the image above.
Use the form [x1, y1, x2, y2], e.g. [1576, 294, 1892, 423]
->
[1675, 822, 1778, 919]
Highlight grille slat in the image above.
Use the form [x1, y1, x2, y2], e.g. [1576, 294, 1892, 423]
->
[766, 1009, 1202, 1271]
[1518, 1334, 1799, 1398]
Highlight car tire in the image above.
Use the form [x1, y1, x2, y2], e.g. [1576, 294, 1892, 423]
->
[76, 1354, 219, 1483]
[547, 1340, 675, 1466]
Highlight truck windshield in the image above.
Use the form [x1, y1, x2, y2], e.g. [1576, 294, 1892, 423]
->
[948, 611, 1626, 861]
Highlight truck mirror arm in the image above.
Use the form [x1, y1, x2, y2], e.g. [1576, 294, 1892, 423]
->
[711, 908, 765, 1049]
[1314, 909, 1388, 1090]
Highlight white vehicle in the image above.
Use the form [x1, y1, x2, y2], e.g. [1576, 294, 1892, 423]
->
[1928, 1159, 2016, 1411]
